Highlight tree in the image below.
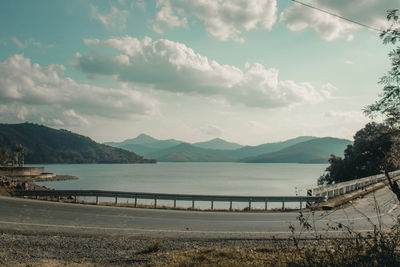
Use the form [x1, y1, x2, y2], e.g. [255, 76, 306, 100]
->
[364, 9, 400, 201]
[0, 148, 11, 166]
[365, 9, 400, 127]
[318, 123, 399, 186]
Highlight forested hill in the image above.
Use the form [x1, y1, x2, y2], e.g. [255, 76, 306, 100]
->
[0, 123, 156, 164]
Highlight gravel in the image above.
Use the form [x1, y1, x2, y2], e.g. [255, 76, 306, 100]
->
[0, 231, 279, 266]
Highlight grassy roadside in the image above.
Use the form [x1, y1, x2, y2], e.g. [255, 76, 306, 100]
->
[147, 232, 400, 266]
[2, 233, 400, 267]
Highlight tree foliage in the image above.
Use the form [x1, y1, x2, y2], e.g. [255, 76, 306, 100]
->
[320, 10, 400, 201]
[365, 9, 400, 127]
[363, 10, 400, 201]
[318, 123, 399, 185]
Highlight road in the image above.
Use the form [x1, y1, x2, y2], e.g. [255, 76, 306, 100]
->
[1, 186, 399, 239]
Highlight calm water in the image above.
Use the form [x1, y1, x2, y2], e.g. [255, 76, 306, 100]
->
[34, 163, 326, 196]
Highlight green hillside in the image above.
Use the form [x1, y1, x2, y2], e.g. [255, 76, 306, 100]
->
[105, 134, 183, 155]
[241, 137, 352, 163]
[104, 133, 159, 147]
[105, 135, 318, 162]
[192, 138, 243, 150]
[0, 123, 156, 164]
[232, 136, 317, 159]
[147, 143, 235, 162]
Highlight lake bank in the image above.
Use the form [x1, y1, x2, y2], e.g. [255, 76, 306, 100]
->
[0, 174, 78, 196]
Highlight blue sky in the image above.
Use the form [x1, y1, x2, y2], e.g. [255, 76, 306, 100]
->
[0, 0, 398, 145]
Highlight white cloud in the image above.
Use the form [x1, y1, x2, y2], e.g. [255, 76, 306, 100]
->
[153, 0, 277, 42]
[90, 4, 129, 31]
[0, 54, 158, 126]
[10, 37, 42, 49]
[0, 102, 29, 121]
[83, 38, 100, 46]
[11, 37, 26, 49]
[134, 0, 146, 11]
[153, 1, 187, 34]
[280, 0, 398, 41]
[324, 110, 367, 122]
[77, 36, 329, 109]
[62, 109, 90, 126]
[200, 125, 222, 136]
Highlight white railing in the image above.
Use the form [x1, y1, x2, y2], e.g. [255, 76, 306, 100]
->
[311, 170, 400, 199]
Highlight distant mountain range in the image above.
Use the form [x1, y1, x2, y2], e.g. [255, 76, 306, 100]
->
[0, 123, 351, 164]
[193, 138, 243, 150]
[239, 137, 352, 163]
[105, 134, 351, 163]
[0, 123, 155, 164]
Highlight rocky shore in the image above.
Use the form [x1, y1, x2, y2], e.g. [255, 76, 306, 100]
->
[0, 174, 78, 196]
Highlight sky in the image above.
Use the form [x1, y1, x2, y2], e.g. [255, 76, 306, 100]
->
[0, 0, 399, 146]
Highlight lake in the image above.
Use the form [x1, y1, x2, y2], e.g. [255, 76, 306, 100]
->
[34, 163, 326, 196]
[32, 163, 326, 209]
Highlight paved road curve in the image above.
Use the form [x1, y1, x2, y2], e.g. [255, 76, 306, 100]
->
[1, 187, 399, 239]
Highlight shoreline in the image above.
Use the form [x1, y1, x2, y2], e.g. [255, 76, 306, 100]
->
[30, 174, 79, 182]
[0, 175, 78, 196]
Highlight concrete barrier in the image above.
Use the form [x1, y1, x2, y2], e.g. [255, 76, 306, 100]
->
[0, 167, 45, 177]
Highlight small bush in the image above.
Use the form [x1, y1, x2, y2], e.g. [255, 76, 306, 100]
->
[139, 240, 163, 254]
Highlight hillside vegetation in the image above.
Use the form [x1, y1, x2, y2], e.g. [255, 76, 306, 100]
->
[0, 123, 155, 164]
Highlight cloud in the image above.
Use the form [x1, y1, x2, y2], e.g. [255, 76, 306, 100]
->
[77, 36, 329, 108]
[134, 0, 146, 11]
[200, 125, 222, 136]
[153, 1, 188, 34]
[280, 0, 398, 41]
[62, 109, 90, 126]
[324, 110, 368, 122]
[10, 37, 42, 49]
[0, 54, 158, 126]
[11, 37, 26, 49]
[153, 0, 278, 42]
[90, 4, 129, 31]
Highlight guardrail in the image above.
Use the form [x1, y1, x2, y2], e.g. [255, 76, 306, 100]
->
[311, 170, 400, 200]
[12, 190, 326, 211]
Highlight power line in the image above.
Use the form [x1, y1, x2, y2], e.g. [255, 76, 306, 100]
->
[290, 0, 383, 33]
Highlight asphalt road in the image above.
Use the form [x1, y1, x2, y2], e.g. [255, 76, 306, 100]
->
[0, 187, 399, 239]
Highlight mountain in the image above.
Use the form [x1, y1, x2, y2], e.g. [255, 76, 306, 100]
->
[193, 138, 243, 150]
[232, 136, 317, 159]
[146, 143, 235, 162]
[104, 134, 348, 163]
[107, 135, 183, 156]
[0, 123, 156, 164]
[116, 139, 182, 155]
[240, 137, 352, 163]
[104, 133, 158, 147]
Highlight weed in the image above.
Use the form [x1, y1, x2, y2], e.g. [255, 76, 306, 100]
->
[139, 240, 163, 254]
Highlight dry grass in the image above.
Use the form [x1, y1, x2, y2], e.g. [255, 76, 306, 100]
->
[147, 210, 400, 266]
[138, 240, 163, 254]
[148, 235, 400, 267]
[150, 247, 283, 266]
[1, 259, 97, 267]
